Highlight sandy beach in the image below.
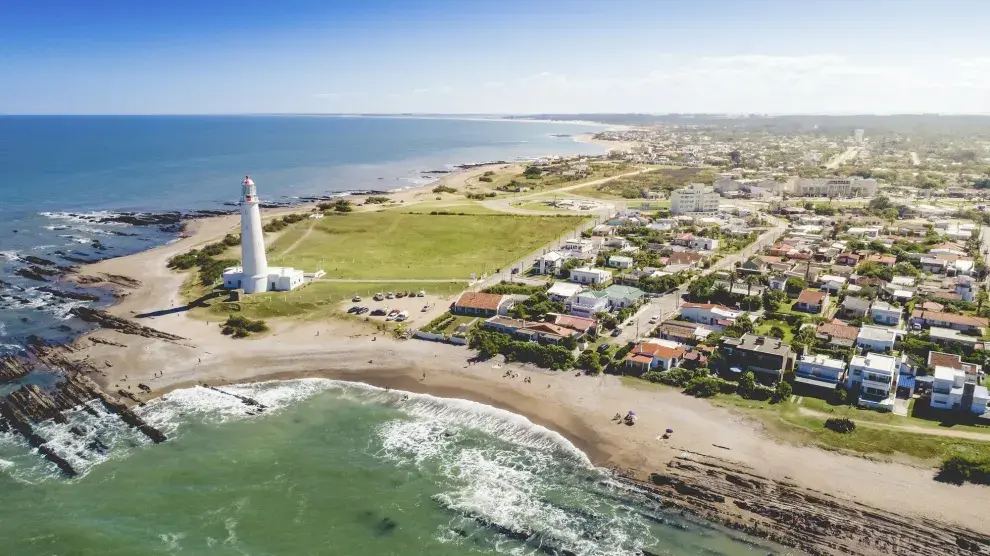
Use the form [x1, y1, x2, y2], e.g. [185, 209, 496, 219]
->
[53, 162, 990, 555]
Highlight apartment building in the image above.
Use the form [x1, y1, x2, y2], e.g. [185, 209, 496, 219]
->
[670, 183, 720, 214]
[847, 352, 899, 411]
[793, 177, 878, 198]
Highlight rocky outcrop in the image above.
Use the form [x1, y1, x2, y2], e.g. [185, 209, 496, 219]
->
[69, 307, 184, 341]
[618, 453, 990, 556]
[37, 287, 101, 302]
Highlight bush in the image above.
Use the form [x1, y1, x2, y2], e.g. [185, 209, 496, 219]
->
[468, 329, 574, 370]
[824, 417, 856, 433]
[830, 387, 849, 405]
[773, 380, 792, 403]
[938, 454, 990, 485]
[423, 313, 456, 334]
[643, 367, 708, 387]
[222, 315, 269, 338]
[478, 176, 493, 183]
[577, 350, 604, 374]
[684, 376, 722, 397]
[432, 185, 458, 194]
[767, 326, 786, 339]
[365, 196, 391, 204]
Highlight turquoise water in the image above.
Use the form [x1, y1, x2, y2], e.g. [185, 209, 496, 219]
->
[0, 380, 788, 555]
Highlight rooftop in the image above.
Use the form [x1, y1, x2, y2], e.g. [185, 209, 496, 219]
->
[455, 292, 503, 311]
[797, 289, 828, 305]
[850, 353, 897, 374]
[799, 353, 846, 370]
[722, 334, 791, 357]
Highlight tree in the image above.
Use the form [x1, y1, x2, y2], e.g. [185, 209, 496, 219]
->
[856, 261, 894, 282]
[562, 335, 578, 351]
[684, 376, 721, 398]
[868, 195, 892, 212]
[768, 326, 786, 339]
[738, 371, 757, 396]
[773, 380, 792, 403]
[688, 276, 715, 301]
[784, 277, 807, 296]
[577, 350, 604, 374]
[893, 261, 921, 278]
[979, 288, 989, 313]
[744, 275, 761, 297]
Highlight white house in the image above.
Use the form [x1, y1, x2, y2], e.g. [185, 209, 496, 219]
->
[679, 302, 744, 330]
[869, 301, 901, 327]
[690, 237, 720, 251]
[670, 183, 720, 214]
[547, 282, 583, 303]
[856, 325, 898, 352]
[569, 267, 612, 285]
[536, 251, 565, 275]
[931, 366, 989, 415]
[818, 274, 847, 295]
[607, 255, 635, 269]
[794, 177, 878, 198]
[561, 238, 594, 254]
[569, 290, 609, 318]
[796, 354, 847, 389]
[223, 265, 305, 292]
[847, 352, 899, 411]
[956, 275, 977, 302]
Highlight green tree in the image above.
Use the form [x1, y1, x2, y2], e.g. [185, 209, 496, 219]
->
[577, 350, 604, 374]
[784, 277, 807, 296]
[738, 371, 757, 396]
[768, 326, 786, 339]
[773, 380, 793, 403]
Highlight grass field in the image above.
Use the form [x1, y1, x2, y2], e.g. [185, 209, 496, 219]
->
[465, 162, 638, 196]
[266, 211, 588, 280]
[202, 280, 467, 320]
[755, 319, 794, 343]
[392, 201, 502, 215]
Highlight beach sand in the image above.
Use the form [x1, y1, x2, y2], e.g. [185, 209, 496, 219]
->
[61, 166, 990, 553]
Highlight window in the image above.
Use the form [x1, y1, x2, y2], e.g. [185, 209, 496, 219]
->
[853, 369, 861, 376]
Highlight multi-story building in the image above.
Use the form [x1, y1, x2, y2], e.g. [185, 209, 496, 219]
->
[795, 354, 847, 392]
[847, 352, 899, 411]
[569, 267, 613, 286]
[793, 178, 878, 198]
[931, 366, 989, 416]
[720, 334, 794, 384]
[670, 183, 720, 214]
[568, 289, 609, 318]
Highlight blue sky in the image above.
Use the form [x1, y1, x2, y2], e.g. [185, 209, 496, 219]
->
[2, 0, 989, 114]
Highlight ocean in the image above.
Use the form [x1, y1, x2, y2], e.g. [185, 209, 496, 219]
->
[0, 115, 606, 349]
[0, 379, 784, 555]
[0, 116, 789, 555]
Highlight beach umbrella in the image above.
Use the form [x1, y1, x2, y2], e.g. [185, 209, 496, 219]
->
[665, 428, 674, 434]
[627, 410, 636, 416]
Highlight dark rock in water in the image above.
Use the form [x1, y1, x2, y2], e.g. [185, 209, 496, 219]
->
[56, 325, 73, 333]
[37, 287, 101, 302]
[87, 438, 110, 453]
[22, 255, 58, 267]
[15, 266, 58, 282]
[456, 161, 507, 170]
[376, 517, 398, 535]
[70, 307, 184, 341]
[91, 240, 107, 251]
[69, 425, 87, 437]
[99, 212, 183, 227]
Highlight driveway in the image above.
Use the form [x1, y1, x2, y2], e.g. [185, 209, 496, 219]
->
[892, 398, 910, 417]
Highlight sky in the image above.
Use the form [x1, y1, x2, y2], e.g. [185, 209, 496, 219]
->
[2, 0, 990, 115]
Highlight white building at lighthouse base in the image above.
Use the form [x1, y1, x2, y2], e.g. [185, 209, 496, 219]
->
[222, 265, 306, 292]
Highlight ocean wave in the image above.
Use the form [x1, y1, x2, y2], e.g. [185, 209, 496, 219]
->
[0, 251, 21, 262]
[40, 211, 128, 226]
[58, 234, 93, 244]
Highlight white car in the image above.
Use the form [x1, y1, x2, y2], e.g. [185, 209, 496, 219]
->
[648, 315, 660, 324]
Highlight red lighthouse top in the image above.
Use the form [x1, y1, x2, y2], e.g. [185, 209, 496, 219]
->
[242, 175, 258, 203]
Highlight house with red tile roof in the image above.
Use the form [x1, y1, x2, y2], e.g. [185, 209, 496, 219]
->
[795, 289, 829, 314]
[624, 341, 686, 374]
[910, 310, 989, 333]
[453, 292, 510, 316]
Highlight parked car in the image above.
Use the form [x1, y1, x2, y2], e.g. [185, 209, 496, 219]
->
[347, 306, 360, 313]
[395, 311, 410, 322]
[356, 306, 370, 315]
[352, 295, 362, 302]
[510, 267, 519, 275]
[648, 315, 660, 324]
[611, 327, 623, 337]
[396, 291, 406, 298]
[385, 309, 400, 321]
[386, 292, 395, 299]
[597, 343, 612, 353]
[417, 290, 426, 297]
[421, 305, 430, 312]
[371, 308, 387, 316]
[373, 293, 385, 301]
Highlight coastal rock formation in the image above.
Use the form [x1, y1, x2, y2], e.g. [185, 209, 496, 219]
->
[69, 307, 185, 341]
[619, 453, 990, 556]
[37, 286, 101, 302]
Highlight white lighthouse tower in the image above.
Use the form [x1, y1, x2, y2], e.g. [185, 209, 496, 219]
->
[239, 176, 269, 293]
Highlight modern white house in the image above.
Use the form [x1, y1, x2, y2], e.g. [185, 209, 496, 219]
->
[535, 251, 565, 275]
[569, 290, 609, 318]
[679, 302, 744, 330]
[795, 354, 847, 389]
[847, 352, 899, 411]
[869, 301, 902, 327]
[856, 325, 898, 352]
[818, 274, 847, 295]
[931, 366, 989, 415]
[689, 237, 720, 251]
[607, 255, 635, 269]
[546, 282, 583, 303]
[670, 183, 720, 214]
[569, 267, 613, 285]
[956, 275, 978, 302]
[561, 238, 594, 254]
[222, 176, 313, 293]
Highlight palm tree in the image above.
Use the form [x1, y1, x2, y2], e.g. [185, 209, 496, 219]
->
[745, 275, 761, 297]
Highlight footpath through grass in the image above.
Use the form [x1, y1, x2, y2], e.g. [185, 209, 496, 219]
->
[267, 211, 587, 280]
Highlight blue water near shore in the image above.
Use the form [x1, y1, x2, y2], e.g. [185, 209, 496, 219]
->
[0, 115, 607, 349]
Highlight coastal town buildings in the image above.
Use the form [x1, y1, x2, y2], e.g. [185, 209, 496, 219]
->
[569, 267, 613, 285]
[847, 352, 900, 410]
[679, 302, 744, 330]
[670, 183, 720, 214]
[795, 354, 847, 391]
[793, 177, 878, 198]
[721, 334, 793, 383]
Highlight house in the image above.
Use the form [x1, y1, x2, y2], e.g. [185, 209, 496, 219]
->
[920, 257, 949, 274]
[482, 316, 584, 344]
[795, 289, 829, 314]
[624, 340, 687, 374]
[840, 296, 871, 319]
[561, 238, 594, 254]
[675, 235, 720, 251]
[931, 366, 989, 415]
[928, 327, 985, 350]
[453, 292, 511, 317]
[856, 325, 898, 352]
[869, 301, 901, 327]
[603, 237, 631, 250]
[569, 267, 613, 285]
[956, 275, 978, 302]
[679, 302, 744, 330]
[536, 251, 565, 275]
[866, 254, 896, 268]
[847, 352, 900, 411]
[818, 274, 847, 295]
[928, 351, 983, 380]
[714, 280, 766, 297]
[739, 257, 768, 274]
[768, 275, 789, 291]
[666, 251, 706, 267]
[796, 354, 847, 391]
[817, 319, 860, 347]
[607, 255, 635, 269]
[547, 313, 601, 337]
[603, 285, 645, 309]
[721, 334, 794, 384]
[836, 252, 862, 267]
[569, 290, 609, 318]
[656, 321, 714, 344]
[910, 310, 989, 334]
[546, 282, 583, 303]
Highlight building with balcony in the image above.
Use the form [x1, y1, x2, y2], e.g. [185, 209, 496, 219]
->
[670, 183, 720, 214]
[569, 267, 613, 286]
[721, 334, 794, 384]
[847, 353, 899, 411]
[795, 354, 847, 393]
[793, 177, 878, 198]
[931, 366, 989, 416]
[568, 289, 609, 318]
[869, 301, 901, 327]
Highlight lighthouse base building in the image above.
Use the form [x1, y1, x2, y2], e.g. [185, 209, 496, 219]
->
[221, 175, 319, 294]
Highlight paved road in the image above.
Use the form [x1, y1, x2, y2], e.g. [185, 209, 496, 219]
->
[825, 146, 861, 169]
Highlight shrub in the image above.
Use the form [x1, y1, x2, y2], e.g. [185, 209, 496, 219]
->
[938, 454, 990, 485]
[773, 380, 793, 403]
[432, 185, 458, 194]
[478, 176, 493, 183]
[577, 350, 603, 374]
[824, 417, 856, 433]
[684, 376, 722, 398]
[222, 315, 269, 338]
[364, 196, 391, 204]
[830, 387, 849, 405]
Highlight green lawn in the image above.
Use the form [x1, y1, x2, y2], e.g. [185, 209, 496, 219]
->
[266, 211, 588, 280]
[392, 201, 502, 215]
[755, 319, 794, 342]
[202, 280, 467, 320]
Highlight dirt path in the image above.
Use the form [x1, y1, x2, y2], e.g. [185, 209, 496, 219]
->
[279, 219, 317, 257]
[797, 406, 990, 441]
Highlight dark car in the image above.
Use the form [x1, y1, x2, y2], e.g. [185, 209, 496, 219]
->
[597, 343, 611, 353]
[356, 306, 370, 315]
[371, 308, 387, 316]
[610, 327, 623, 337]
[347, 306, 360, 313]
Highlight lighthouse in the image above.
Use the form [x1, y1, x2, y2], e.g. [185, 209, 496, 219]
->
[222, 175, 313, 293]
[239, 176, 270, 294]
